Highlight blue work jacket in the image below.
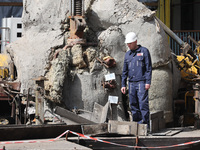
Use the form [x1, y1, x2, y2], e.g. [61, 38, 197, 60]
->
[121, 45, 152, 87]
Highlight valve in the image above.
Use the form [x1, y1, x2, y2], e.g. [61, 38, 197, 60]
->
[102, 79, 117, 90]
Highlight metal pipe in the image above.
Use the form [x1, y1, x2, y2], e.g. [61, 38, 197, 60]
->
[82, 0, 85, 16]
[72, 0, 75, 17]
[0, 27, 11, 44]
[155, 17, 185, 47]
[188, 35, 200, 46]
[155, 17, 196, 58]
[35, 86, 39, 125]
[69, 0, 72, 16]
[24, 88, 30, 124]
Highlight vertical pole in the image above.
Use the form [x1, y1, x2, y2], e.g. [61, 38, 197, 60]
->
[39, 89, 44, 124]
[10, 62, 14, 81]
[35, 84, 39, 125]
[24, 88, 30, 124]
[35, 78, 45, 125]
[160, 0, 165, 23]
[195, 100, 200, 117]
[165, 0, 170, 28]
[69, 0, 72, 16]
[195, 99, 200, 129]
[193, 83, 200, 129]
[134, 123, 139, 150]
[82, 0, 85, 16]
[156, 0, 160, 18]
[72, 0, 75, 17]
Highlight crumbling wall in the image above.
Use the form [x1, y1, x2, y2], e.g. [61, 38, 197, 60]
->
[5, 0, 180, 123]
[6, 0, 69, 91]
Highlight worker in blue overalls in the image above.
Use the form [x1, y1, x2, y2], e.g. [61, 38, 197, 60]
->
[121, 32, 152, 128]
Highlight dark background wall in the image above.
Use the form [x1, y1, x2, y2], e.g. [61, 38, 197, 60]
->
[171, 0, 200, 30]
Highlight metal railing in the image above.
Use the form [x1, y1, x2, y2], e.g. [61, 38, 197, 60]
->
[170, 30, 200, 55]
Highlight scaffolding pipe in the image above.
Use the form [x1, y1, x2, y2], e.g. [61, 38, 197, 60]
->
[188, 35, 200, 46]
[155, 17, 185, 47]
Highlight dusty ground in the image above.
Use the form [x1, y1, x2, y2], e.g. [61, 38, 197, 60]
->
[1, 138, 92, 150]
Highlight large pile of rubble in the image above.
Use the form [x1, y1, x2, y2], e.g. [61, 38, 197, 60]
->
[5, 0, 181, 123]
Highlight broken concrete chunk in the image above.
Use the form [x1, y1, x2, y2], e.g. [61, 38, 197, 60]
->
[90, 102, 109, 123]
[81, 123, 108, 135]
[108, 120, 147, 136]
[54, 106, 95, 125]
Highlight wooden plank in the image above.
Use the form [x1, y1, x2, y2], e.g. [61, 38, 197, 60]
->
[0, 2, 23, 6]
[166, 129, 182, 136]
[151, 128, 182, 136]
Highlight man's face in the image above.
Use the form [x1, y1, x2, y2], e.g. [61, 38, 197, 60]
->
[127, 41, 137, 50]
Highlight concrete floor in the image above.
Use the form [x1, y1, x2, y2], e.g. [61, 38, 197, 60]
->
[0, 138, 92, 150]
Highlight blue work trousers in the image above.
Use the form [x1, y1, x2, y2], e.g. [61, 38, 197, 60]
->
[128, 81, 149, 126]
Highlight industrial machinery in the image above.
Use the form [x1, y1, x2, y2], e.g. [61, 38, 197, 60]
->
[0, 53, 22, 125]
[68, 0, 86, 45]
[156, 17, 200, 128]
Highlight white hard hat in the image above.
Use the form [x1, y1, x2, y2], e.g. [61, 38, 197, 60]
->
[125, 32, 137, 43]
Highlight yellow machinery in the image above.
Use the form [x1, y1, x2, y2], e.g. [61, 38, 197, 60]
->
[0, 54, 10, 79]
[0, 53, 21, 125]
[177, 55, 199, 80]
[176, 36, 200, 81]
[156, 17, 200, 128]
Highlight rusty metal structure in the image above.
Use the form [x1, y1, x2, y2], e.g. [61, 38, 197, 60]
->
[0, 80, 21, 125]
[68, 0, 86, 45]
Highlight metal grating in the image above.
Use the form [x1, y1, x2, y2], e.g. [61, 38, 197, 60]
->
[170, 30, 200, 55]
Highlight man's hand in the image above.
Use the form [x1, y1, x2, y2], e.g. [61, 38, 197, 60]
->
[121, 87, 126, 94]
[145, 84, 150, 90]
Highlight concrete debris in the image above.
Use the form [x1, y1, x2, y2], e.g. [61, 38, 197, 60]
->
[54, 106, 95, 125]
[108, 120, 147, 136]
[90, 102, 109, 123]
[4, 0, 180, 124]
[81, 123, 108, 135]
